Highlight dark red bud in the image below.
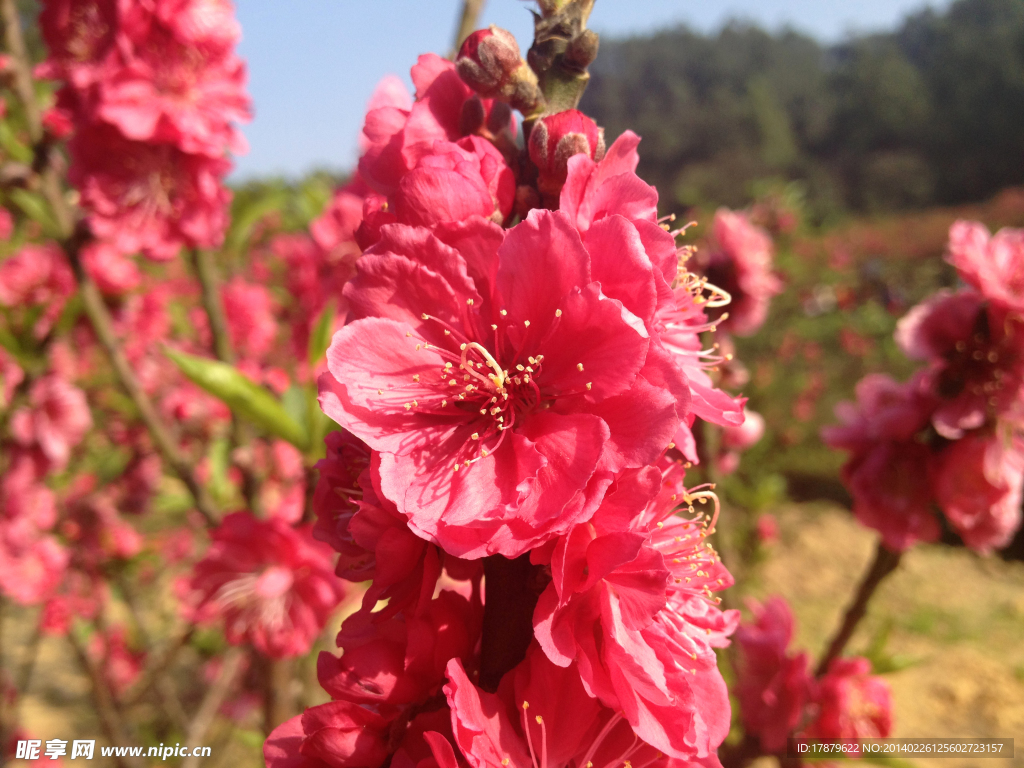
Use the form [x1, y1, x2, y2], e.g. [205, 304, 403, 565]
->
[457, 26, 543, 114]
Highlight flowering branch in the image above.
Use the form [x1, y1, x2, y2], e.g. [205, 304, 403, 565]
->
[815, 541, 901, 676]
[0, 0, 221, 527]
[67, 244, 221, 526]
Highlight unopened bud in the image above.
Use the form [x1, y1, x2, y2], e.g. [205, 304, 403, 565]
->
[565, 29, 599, 71]
[457, 26, 544, 114]
[528, 109, 605, 199]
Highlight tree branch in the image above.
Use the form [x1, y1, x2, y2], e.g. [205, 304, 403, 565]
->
[181, 647, 245, 768]
[189, 249, 261, 511]
[68, 631, 146, 768]
[815, 540, 901, 676]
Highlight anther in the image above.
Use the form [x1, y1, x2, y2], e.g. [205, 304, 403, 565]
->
[586, 382, 592, 390]
[577, 363, 584, 371]
[524, 320, 531, 327]
[555, 309, 562, 317]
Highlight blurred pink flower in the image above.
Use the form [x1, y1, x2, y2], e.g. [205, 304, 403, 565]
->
[807, 657, 892, 741]
[734, 596, 813, 753]
[10, 375, 92, 471]
[932, 433, 1023, 553]
[184, 512, 345, 658]
[947, 220, 1024, 312]
[703, 210, 782, 337]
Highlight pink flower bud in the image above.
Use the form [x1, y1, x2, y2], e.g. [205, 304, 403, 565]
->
[528, 109, 605, 200]
[456, 26, 542, 114]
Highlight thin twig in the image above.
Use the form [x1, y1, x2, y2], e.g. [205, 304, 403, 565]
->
[262, 657, 295, 736]
[66, 241, 220, 526]
[451, 0, 486, 56]
[15, 619, 43, 698]
[815, 541, 902, 676]
[68, 631, 146, 768]
[190, 249, 261, 511]
[0, 0, 41, 142]
[191, 249, 235, 365]
[122, 626, 195, 706]
[180, 648, 245, 768]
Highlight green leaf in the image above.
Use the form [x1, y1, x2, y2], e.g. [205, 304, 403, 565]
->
[165, 348, 309, 450]
[282, 385, 307, 430]
[8, 188, 61, 237]
[0, 121, 33, 163]
[224, 190, 288, 255]
[308, 299, 337, 368]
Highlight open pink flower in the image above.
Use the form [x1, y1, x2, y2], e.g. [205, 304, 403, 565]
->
[94, 20, 249, 156]
[947, 220, 1024, 312]
[896, 289, 1024, 438]
[533, 463, 736, 758]
[932, 433, 1023, 553]
[184, 512, 346, 658]
[320, 210, 689, 558]
[734, 597, 814, 753]
[559, 131, 745, 454]
[444, 643, 684, 768]
[10, 375, 92, 471]
[69, 124, 232, 261]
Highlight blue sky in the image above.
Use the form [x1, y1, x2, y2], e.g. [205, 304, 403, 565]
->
[232, 0, 953, 180]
